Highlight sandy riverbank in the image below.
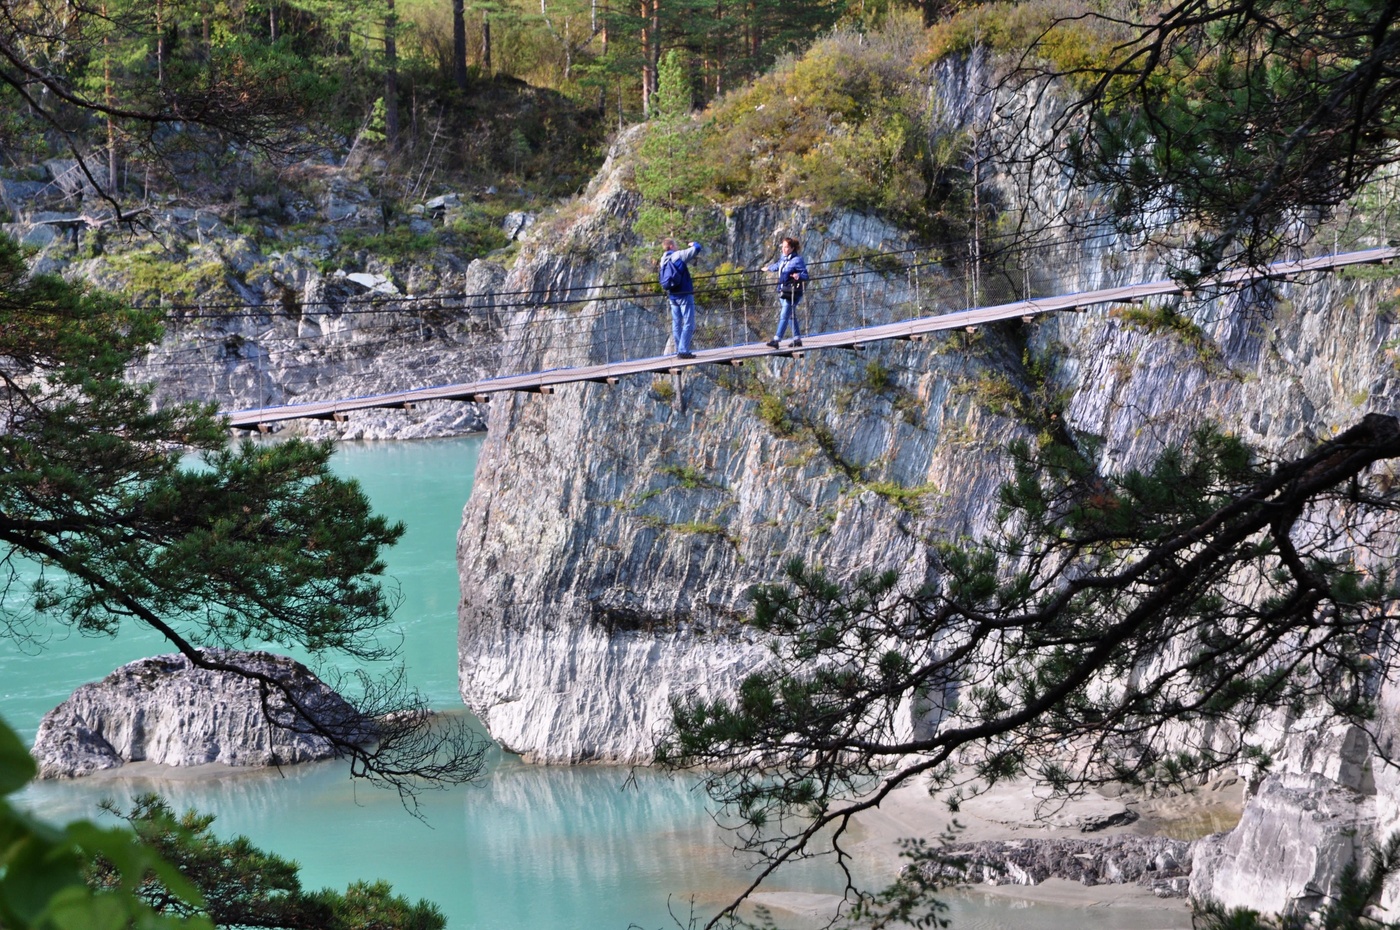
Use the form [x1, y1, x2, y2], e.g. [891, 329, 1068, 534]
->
[747, 772, 1244, 926]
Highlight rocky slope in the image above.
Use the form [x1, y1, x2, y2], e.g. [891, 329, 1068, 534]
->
[2, 163, 533, 439]
[32, 651, 372, 777]
[937, 835, 1193, 896]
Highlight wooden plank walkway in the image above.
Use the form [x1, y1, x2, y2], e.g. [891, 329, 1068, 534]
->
[223, 246, 1399, 430]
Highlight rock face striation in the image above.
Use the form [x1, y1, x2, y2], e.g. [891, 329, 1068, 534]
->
[32, 650, 372, 777]
[457, 129, 1001, 763]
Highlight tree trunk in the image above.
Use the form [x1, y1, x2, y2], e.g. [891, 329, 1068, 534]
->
[384, 0, 400, 150]
[596, 0, 608, 113]
[640, 0, 659, 114]
[710, 0, 723, 96]
[155, 0, 166, 87]
[103, 1, 117, 194]
[482, 11, 492, 74]
[746, 0, 758, 76]
[452, 0, 467, 90]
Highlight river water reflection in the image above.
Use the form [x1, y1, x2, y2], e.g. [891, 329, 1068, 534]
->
[7, 437, 1190, 929]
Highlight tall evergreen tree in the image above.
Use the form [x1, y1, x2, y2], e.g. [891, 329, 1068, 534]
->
[634, 48, 710, 239]
[0, 0, 329, 205]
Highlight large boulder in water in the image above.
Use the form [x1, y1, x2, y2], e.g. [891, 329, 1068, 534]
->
[32, 650, 373, 778]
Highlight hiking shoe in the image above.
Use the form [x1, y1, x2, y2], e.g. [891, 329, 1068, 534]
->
[791, 339, 803, 348]
[677, 351, 696, 359]
[766, 339, 780, 349]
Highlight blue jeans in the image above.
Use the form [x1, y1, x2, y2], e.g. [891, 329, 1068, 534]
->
[669, 294, 697, 354]
[775, 297, 802, 340]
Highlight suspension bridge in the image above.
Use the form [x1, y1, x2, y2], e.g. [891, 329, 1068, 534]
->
[221, 245, 1399, 432]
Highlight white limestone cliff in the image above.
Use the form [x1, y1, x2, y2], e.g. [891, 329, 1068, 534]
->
[454, 60, 1400, 916]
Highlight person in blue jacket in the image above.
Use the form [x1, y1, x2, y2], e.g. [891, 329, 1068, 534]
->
[765, 236, 809, 349]
[659, 237, 703, 359]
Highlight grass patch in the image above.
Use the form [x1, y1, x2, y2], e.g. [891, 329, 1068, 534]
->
[1111, 302, 1218, 366]
[659, 464, 721, 490]
[863, 359, 895, 393]
[696, 15, 966, 239]
[635, 514, 737, 547]
[105, 246, 227, 305]
[863, 479, 939, 514]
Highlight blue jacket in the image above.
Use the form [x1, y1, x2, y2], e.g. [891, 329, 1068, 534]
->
[660, 242, 703, 297]
[766, 253, 809, 299]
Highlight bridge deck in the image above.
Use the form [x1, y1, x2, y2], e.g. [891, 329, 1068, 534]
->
[222, 246, 1397, 430]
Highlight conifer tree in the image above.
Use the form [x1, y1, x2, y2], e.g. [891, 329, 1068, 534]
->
[89, 795, 446, 930]
[634, 49, 710, 240]
[659, 416, 1400, 926]
[982, 0, 1400, 277]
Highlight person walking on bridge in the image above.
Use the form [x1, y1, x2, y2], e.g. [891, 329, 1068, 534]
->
[659, 237, 703, 359]
[765, 236, 809, 349]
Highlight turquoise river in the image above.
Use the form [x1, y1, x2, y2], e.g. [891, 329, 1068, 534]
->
[4, 436, 1192, 929]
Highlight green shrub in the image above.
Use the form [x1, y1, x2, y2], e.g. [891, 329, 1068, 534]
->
[1111, 303, 1213, 360]
[651, 378, 677, 403]
[924, 0, 1130, 90]
[694, 261, 753, 304]
[863, 360, 894, 392]
[697, 16, 959, 237]
[756, 387, 795, 436]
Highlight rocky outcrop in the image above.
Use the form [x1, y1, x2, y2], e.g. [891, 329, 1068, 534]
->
[1191, 772, 1376, 916]
[32, 650, 373, 777]
[118, 243, 509, 439]
[934, 835, 1193, 897]
[1183, 686, 1400, 918]
[1, 161, 530, 439]
[457, 130, 1018, 762]
[453, 54, 1400, 918]
[458, 115, 1400, 770]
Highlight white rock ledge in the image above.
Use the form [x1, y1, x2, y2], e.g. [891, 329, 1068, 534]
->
[32, 650, 373, 778]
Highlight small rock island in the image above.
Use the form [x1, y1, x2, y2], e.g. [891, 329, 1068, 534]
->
[32, 650, 372, 778]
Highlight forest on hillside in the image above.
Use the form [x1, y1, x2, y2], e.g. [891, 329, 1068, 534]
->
[6, 0, 1399, 282]
[0, 0, 924, 201]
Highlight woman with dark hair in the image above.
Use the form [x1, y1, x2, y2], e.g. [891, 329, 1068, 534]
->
[765, 236, 809, 349]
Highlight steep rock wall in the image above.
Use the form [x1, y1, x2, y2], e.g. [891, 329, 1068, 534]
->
[459, 108, 1400, 768]
[459, 131, 1028, 762]
[456, 63, 1400, 912]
